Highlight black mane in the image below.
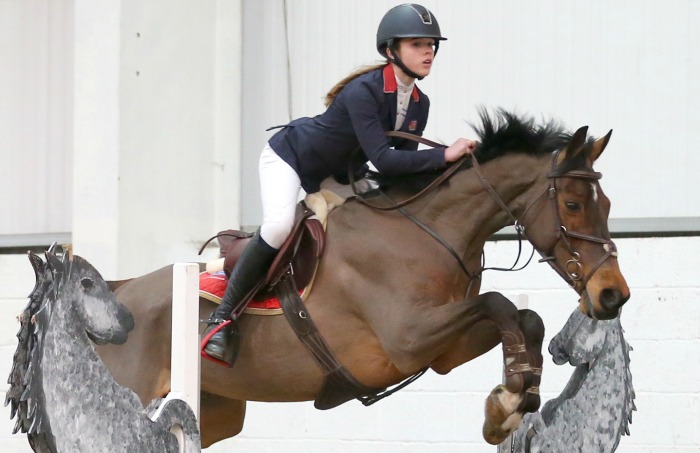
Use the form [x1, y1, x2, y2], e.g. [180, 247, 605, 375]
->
[368, 109, 573, 193]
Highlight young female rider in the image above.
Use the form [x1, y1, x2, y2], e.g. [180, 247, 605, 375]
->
[203, 3, 478, 364]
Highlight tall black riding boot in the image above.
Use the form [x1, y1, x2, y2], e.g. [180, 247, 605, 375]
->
[203, 230, 277, 364]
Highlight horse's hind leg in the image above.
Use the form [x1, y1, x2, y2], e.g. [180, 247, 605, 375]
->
[200, 393, 246, 448]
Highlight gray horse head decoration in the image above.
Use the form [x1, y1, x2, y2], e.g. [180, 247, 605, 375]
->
[511, 308, 636, 453]
[6, 246, 199, 452]
[43, 250, 134, 345]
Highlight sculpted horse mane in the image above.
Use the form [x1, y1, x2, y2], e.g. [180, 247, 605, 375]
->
[6, 247, 200, 452]
[6, 251, 54, 451]
[95, 109, 630, 448]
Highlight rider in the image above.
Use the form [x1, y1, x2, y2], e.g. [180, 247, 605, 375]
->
[203, 3, 478, 363]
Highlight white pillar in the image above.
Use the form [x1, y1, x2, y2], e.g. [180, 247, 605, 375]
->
[72, 0, 122, 278]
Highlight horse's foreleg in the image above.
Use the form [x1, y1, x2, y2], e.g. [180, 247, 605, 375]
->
[517, 309, 544, 415]
[477, 292, 534, 394]
[477, 293, 542, 445]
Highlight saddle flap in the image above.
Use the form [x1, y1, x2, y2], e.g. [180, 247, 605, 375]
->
[219, 231, 254, 277]
[216, 202, 325, 300]
[264, 216, 325, 296]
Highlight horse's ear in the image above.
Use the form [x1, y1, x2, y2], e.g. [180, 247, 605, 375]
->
[559, 126, 589, 164]
[568, 126, 589, 155]
[590, 129, 613, 162]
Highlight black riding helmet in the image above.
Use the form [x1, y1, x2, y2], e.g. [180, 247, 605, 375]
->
[376, 3, 447, 80]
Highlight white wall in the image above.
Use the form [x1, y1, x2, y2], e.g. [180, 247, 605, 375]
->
[70, 0, 243, 278]
[1, 0, 242, 277]
[0, 0, 73, 238]
[1, 237, 697, 452]
[241, 0, 700, 226]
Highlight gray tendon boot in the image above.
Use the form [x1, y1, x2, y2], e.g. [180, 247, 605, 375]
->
[203, 230, 277, 365]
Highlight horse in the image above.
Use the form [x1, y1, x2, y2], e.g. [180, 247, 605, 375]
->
[6, 247, 200, 452]
[95, 109, 630, 447]
[510, 308, 635, 452]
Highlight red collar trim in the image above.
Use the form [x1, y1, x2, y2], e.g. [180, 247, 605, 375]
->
[383, 64, 420, 102]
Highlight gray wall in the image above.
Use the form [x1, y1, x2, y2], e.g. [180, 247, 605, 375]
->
[240, 0, 700, 227]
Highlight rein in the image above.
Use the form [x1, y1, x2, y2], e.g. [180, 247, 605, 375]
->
[350, 132, 532, 283]
[354, 132, 617, 293]
[350, 132, 467, 211]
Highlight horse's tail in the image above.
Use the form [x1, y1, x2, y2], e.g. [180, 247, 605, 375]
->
[146, 398, 201, 453]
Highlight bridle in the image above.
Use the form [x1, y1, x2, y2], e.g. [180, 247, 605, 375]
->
[473, 149, 619, 293]
[354, 132, 618, 293]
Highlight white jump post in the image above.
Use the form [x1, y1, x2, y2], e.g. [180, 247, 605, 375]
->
[149, 263, 201, 449]
[498, 293, 529, 453]
[170, 263, 201, 419]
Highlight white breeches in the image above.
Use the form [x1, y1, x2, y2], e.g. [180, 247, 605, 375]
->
[258, 143, 302, 249]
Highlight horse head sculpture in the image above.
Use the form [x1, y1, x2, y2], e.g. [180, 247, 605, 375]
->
[511, 308, 636, 452]
[43, 251, 134, 346]
[7, 247, 199, 452]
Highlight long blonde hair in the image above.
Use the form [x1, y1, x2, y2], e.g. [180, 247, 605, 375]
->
[324, 63, 387, 108]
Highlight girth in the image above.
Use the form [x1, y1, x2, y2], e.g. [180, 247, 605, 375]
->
[275, 276, 385, 409]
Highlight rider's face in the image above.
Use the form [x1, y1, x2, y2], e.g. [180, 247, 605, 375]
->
[389, 38, 436, 80]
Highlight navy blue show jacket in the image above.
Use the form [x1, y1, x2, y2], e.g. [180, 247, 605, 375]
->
[268, 64, 447, 194]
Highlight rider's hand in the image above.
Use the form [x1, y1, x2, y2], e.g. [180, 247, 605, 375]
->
[445, 138, 479, 163]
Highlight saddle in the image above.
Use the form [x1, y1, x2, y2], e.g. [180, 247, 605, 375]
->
[213, 202, 325, 302]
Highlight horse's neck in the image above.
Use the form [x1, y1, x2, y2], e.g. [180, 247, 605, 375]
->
[424, 153, 551, 248]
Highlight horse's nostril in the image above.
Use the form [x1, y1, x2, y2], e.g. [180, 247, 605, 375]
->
[599, 288, 628, 311]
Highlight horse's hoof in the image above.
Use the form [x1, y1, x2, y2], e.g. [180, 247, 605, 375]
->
[482, 384, 524, 445]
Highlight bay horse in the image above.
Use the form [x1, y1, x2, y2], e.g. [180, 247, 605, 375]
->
[96, 110, 630, 447]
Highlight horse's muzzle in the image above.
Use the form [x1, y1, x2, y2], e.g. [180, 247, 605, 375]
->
[580, 287, 630, 320]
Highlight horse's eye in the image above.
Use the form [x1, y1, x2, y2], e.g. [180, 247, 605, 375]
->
[565, 201, 581, 212]
[81, 278, 94, 289]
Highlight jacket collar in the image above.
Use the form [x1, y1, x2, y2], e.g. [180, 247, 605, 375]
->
[383, 64, 420, 102]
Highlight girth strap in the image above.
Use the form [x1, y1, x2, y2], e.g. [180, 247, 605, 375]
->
[275, 274, 384, 409]
[275, 273, 428, 409]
